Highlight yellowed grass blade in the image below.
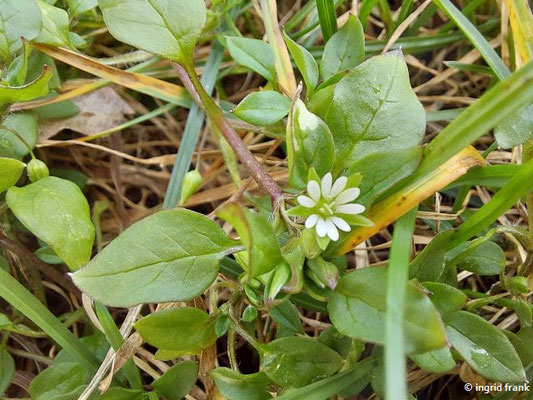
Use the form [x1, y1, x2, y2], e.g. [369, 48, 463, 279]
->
[504, 0, 533, 62]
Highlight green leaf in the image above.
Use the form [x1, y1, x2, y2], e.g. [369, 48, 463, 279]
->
[73, 209, 239, 307]
[0, 348, 14, 395]
[134, 308, 216, 355]
[329, 267, 446, 354]
[98, 0, 206, 64]
[0, 0, 41, 62]
[320, 15, 365, 81]
[29, 362, 89, 400]
[102, 388, 146, 400]
[326, 52, 425, 174]
[0, 66, 53, 108]
[211, 368, 273, 400]
[269, 300, 303, 334]
[7, 177, 95, 271]
[347, 147, 423, 207]
[444, 311, 526, 383]
[232, 91, 290, 126]
[283, 32, 319, 95]
[35, 0, 73, 48]
[152, 361, 198, 400]
[410, 346, 456, 373]
[217, 204, 281, 279]
[494, 104, 533, 149]
[318, 326, 354, 358]
[226, 37, 276, 82]
[5, 39, 32, 86]
[422, 282, 467, 314]
[0, 157, 25, 193]
[447, 240, 505, 275]
[66, 0, 97, 17]
[409, 230, 453, 282]
[261, 336, 344, 388]
[286, 99, 334, 189]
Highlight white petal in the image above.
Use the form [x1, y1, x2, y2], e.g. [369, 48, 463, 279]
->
[307, 180, 321, 202]
[331, 216, 351, 232]
[325, 219, 339, 241]
[297, 195, 316, 208]
[336, 203, 366, 215]
[321, 173, 333, 197]
[330, 176, 347, 198]
[305, 214, 319, 229]
[315, 217, 328, 237]
[335, 188, 360, 204]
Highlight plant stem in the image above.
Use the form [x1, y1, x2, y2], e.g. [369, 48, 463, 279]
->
[182, 62, 283, 207]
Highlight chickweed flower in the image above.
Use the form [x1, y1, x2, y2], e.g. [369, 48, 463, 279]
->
[291, 171, 370, 241]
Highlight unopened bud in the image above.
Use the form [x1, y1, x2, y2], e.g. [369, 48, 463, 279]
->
[306, 256, 339, 290]
[27, 159, 49, 183]
[179, 169, 202, 205]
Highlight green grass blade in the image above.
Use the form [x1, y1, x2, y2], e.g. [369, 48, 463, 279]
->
[384, 209, 417, 400]
[163, 43, 224, 209]
[446, 165, 522, 189]
[316, 0, 337, 42]
[414, 58, 533, 181]
[448, 158, 533, 249]
[94, 302, 143, 390]
[360, 0, 381, 27]
[432, 0, 510, 80]
[0, 267, 98, 371]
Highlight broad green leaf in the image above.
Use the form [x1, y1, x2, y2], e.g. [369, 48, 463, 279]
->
[7, 177, 95, 271]
[0, 157, 25, 193]
[444, 311, 526, 383]
[152, 361, 198, 400]
[447, 240, 505, 275]
[320, 15, 365, 81]
[346, 147, 423, 207]
[283, 32, 319, 95]
[102, 388, 145, 400]
[0, 348, 14, 395]
[134, 308, 216, 355]
[232, 91, 290, 126]
[98, 0, 206, 64]
[73, 209, 239, 307]
[326, 52, 426, 174]
[495, 104, 533, 149]
[0, 66, 53, 108]
[226, 37, 276, 82]
[308, 85, 334, 121]
[29, 362, 88, 400]
[286, 99, 334, 189]
[409, 230, 453, 282]
[66, 0, 97, 17]
[0, 0, 41, 62]
[269, 300, 303, 334]
[260, 336, 344, 388]
[211, 368, 273, 400]
[410, 346, 456, 373]
[217, 204, 281, 279]
[511, 327, 533, 366]
[318, 326, 355, 359]
[35, 1, 73, 48]
[422, 282, 467, 314]
[329, 267, 446, 354]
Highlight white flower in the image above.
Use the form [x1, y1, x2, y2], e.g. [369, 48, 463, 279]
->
[296, 173, 365, 241]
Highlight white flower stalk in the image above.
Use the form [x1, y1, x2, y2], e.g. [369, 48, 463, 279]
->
[296, 173, 366, 241]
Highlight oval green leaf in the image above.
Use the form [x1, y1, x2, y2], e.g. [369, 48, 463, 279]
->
[226, 36, 276, 82]
[233, 90, 290, 126]
[72, 209, 239, 307]
[153, 360, 198, 400]
[7, 176, 95, 271]
[0, 157, 25, 193]
[211, 368, 273, 400]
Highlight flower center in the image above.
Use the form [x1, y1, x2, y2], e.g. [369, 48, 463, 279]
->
[318, 201, 335, 217]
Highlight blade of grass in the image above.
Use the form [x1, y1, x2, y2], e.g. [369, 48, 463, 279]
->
[446, 164, 522, 189]
[504, 0, 533, 61]
[32, 43, 192, 107]
[94, 302, 143, 390]
[447, 158, 533, 249]
[0, 267, 98, 371]
[316, 0, 338, 42]
[331, 146, 484, 256]
[360, 0, 380, 27]
[432, 0, 510, 80]
[384, 208, 417, 400]
[439, 0, 488, 33]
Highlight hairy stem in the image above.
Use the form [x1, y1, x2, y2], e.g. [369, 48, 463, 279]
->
[181, 62, 284, 206]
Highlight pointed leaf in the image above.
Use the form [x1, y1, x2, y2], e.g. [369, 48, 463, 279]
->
[35, 0, 73, 48]
[153, 361, 198, 400]
[283, 32, 319, 94]
[72, 209, 239, 307]
[227, 36, 276, 82]
[233, 90, 290, 126]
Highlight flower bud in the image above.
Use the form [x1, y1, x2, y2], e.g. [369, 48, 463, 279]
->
[301, 228, 321, 259]
[27, 159, 49, 183]
[306, 256, 339, 290]
[266, 261, 291, 304]
[179, 169, 202, 205]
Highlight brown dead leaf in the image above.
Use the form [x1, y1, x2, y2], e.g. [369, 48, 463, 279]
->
[38, 87, 134, 140]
